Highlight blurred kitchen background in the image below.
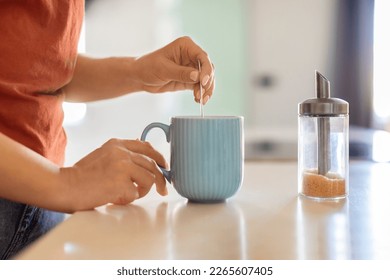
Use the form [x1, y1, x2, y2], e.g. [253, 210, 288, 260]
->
[63, 0, 390, 166]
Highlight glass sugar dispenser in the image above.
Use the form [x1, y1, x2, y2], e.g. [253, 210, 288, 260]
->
[298, 71, 349, 200]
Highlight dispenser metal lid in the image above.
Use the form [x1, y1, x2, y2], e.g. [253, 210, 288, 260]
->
[299, 71, 349, 116]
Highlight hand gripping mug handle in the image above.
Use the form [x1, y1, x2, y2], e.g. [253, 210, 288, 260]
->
[140, 123, 172, 183]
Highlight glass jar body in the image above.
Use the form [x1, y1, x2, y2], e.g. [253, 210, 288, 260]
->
[298, 115, 349, 200]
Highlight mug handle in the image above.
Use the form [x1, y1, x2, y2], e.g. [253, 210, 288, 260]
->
[140, 122, 172, 183]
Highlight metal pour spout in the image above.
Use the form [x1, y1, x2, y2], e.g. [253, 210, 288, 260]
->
[316, 71, 330, 99]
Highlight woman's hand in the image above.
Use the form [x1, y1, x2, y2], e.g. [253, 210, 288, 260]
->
[60, 139, 168, 211]
[64, 36, 215, 104]
[134, 36, 215, 104]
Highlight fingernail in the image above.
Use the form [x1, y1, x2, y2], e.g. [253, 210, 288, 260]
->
[190, 71, 198, 82]
[202, 95, 210, 105]
[134, 191, 140, 200]
[202, 75, 210, 86]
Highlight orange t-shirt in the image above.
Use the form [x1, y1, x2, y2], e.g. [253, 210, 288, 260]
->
[0, 0, 84, 166]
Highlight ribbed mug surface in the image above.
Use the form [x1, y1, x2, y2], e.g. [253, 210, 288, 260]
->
[141, 116, 244, 202]
[171, 116, 243, 202]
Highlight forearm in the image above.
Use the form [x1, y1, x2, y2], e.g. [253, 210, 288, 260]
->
[63, 55, 143, 102]
[0, 132, 165, 213]
[0, 133, 73, 212]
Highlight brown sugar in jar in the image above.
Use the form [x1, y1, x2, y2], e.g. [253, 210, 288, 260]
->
[301, 169, 346, 199]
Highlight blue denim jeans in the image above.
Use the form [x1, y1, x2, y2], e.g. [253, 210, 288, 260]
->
[0, 198, 64, 259]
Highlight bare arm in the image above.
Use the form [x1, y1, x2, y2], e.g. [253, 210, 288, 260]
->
[0, 132, 168, 213]
[62, 55, 141, 102]
[0, 132, 68, 211]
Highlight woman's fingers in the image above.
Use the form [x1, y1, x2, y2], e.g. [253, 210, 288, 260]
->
[121, 140, 168, 169]
[102, 139, 168, 200]
[194, 60, 215, 104]
[127, 151, 167, 198]
[122, 140, 168, 197]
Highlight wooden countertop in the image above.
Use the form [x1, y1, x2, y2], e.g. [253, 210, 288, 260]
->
[15, 160, 390, 260]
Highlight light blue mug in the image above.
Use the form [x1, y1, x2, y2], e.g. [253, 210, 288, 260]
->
[141, 116, 244, 203]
